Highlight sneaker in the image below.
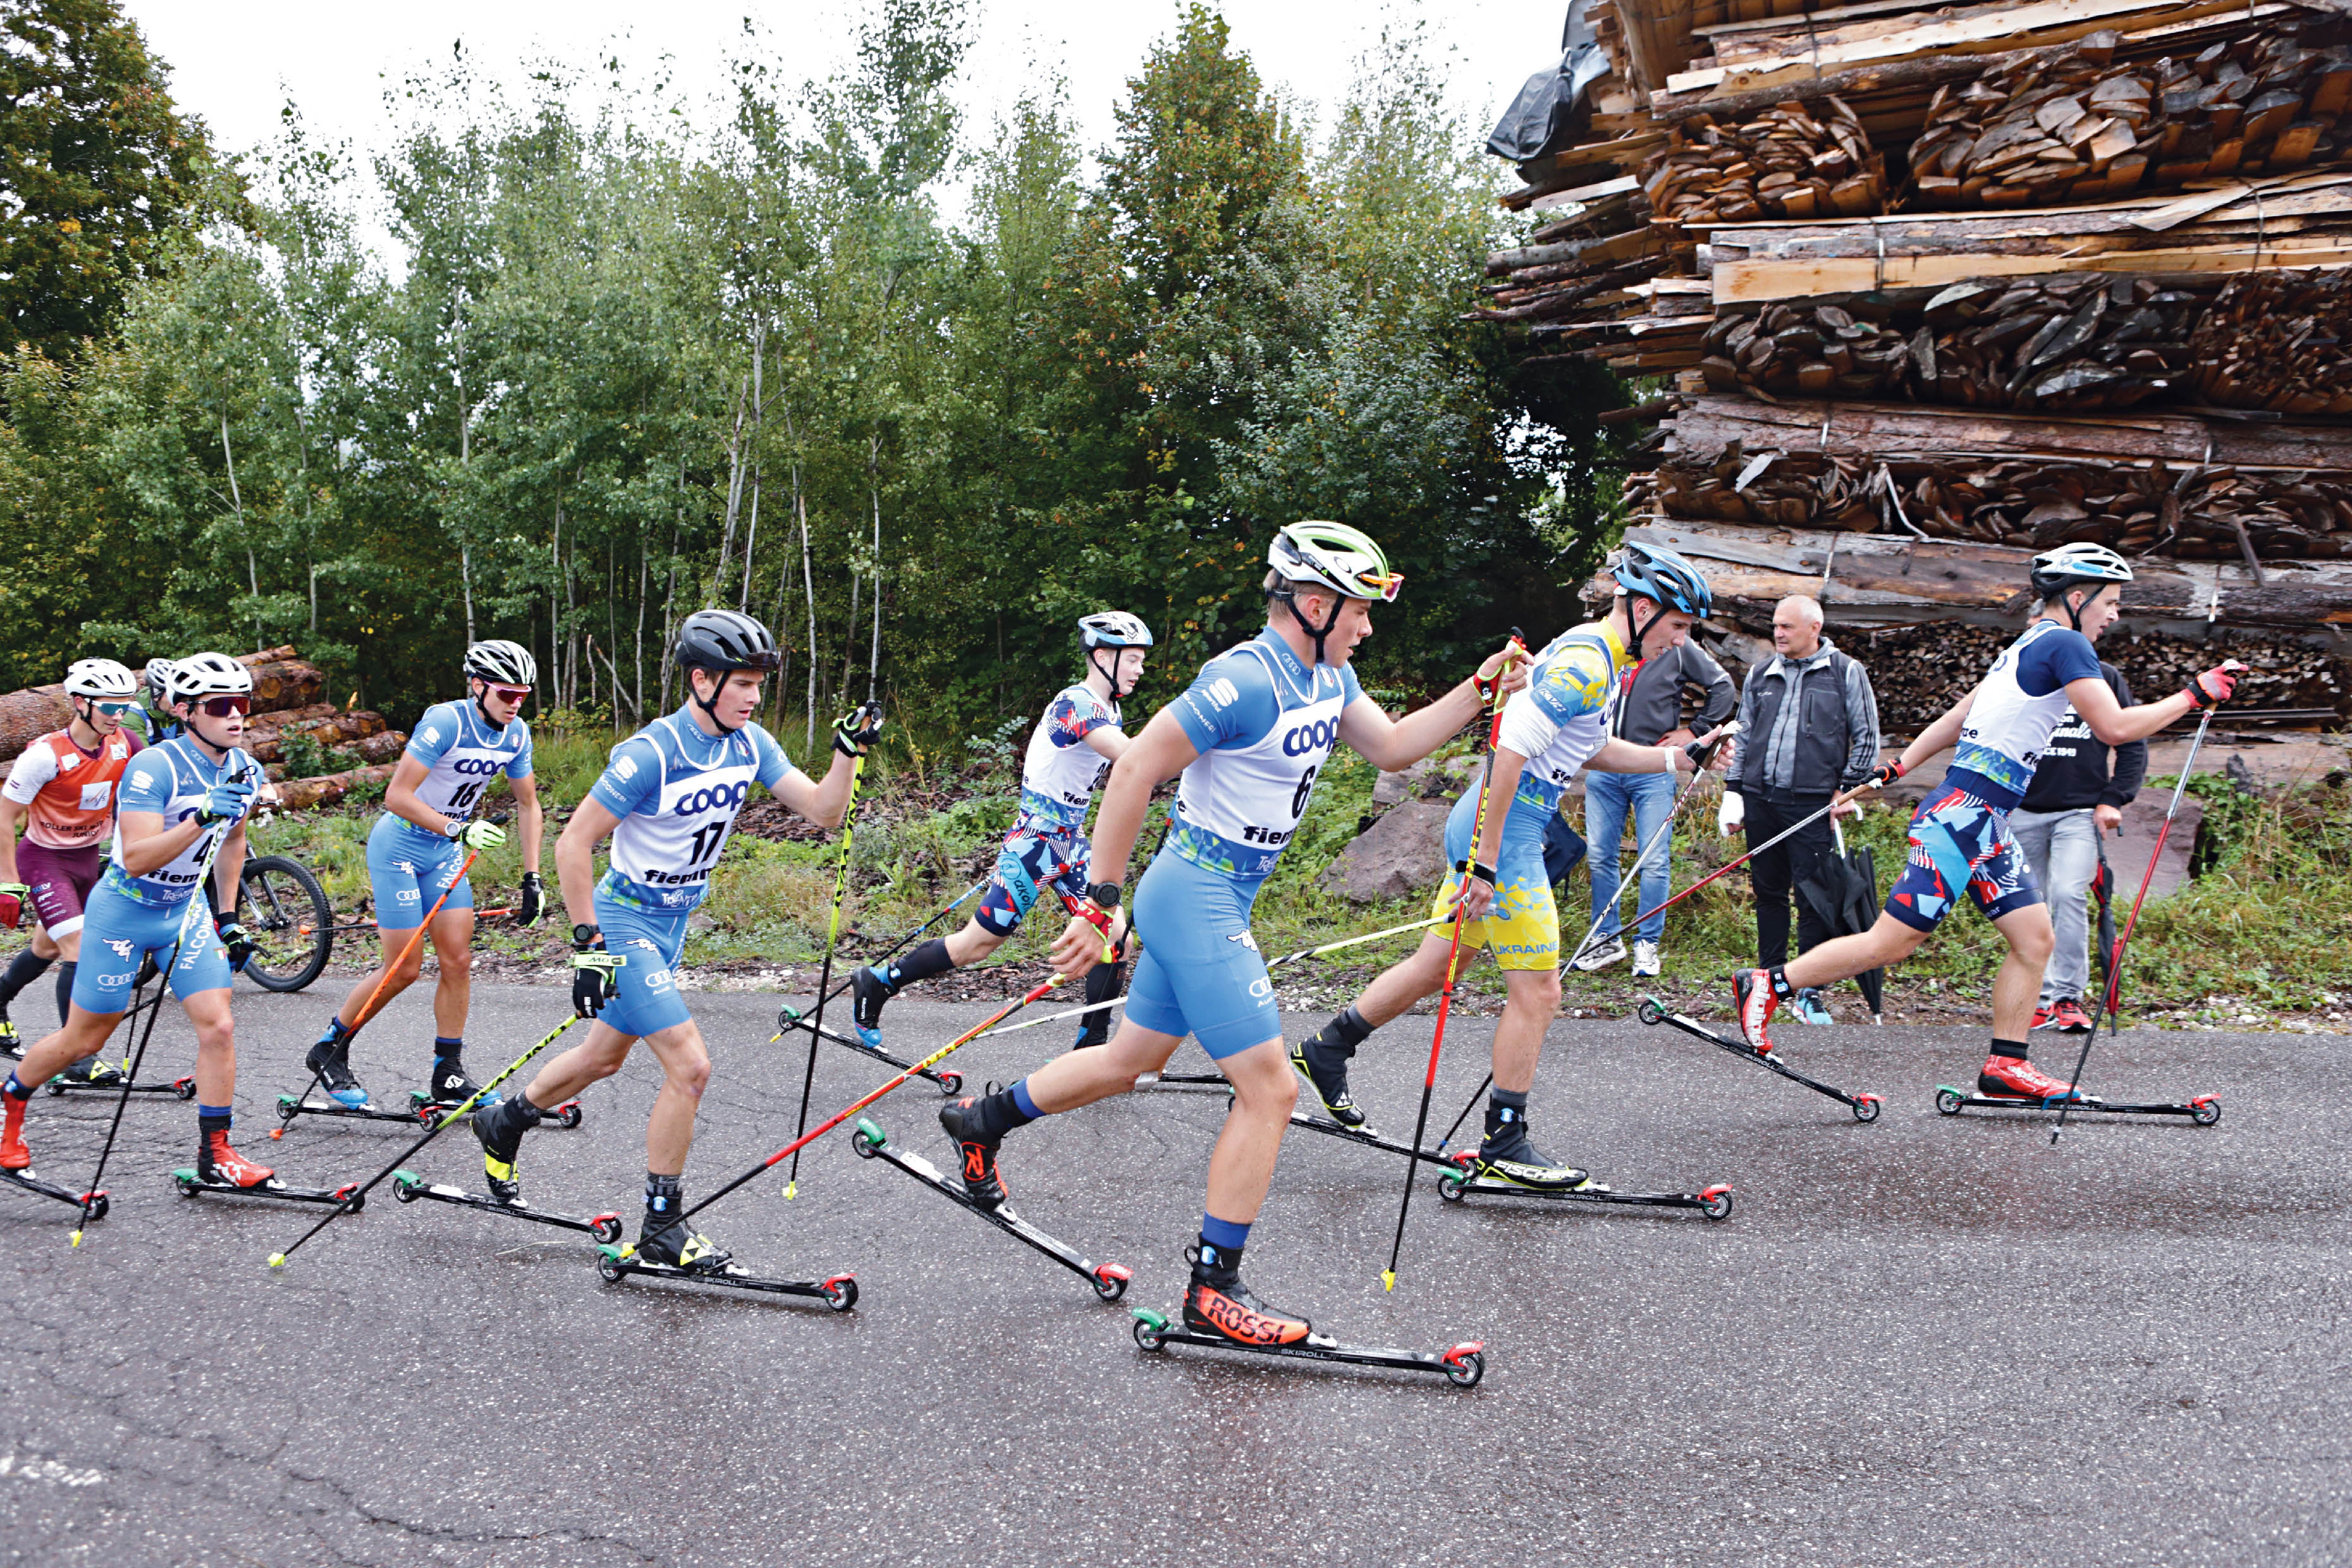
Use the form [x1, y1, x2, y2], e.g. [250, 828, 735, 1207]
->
[1792, 988, 1834, 1026]
[636, 1218, 733, 1275]
[2039, 999, 2094, 1034]
[1977, 1054, 2086, 1102]
[1183, 1247, 1310, 1345]
[472, 1094, 530, 1203]
[1288, 1031, 1366, 1130]
[850, 965, 891, 1050]
[938, 1097, 1007, 1211]
[1631, 939, 1661, 978]
[1474, 1134, 1601, 1193]
[197, 1130, 274, 1189]
[305, 1039, 369, 1109]
[56, 1056, 123, 1087]
[1572, 934, 1627, 972]
[1733, 968, 1785, 1055]
[0, 1094, 29, 1170]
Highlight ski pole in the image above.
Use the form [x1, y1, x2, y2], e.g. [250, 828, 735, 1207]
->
[73, 757, 258, 1246]
[1383, 640, 1520, 1292]
[1610, 768, 1883, 938]
[267, 1012, 577, 1267]
[2053, 704, 2219, 1144]
[773, 876, 985, 1043]
[334, 817, 506, 1043]
[680, 972, 1072, 1225]
[1266, 914, 1451, 969]
[785, 741, 869, 1198]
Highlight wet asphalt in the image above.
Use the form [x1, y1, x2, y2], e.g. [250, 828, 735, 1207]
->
[0, 977, 2341, 1567]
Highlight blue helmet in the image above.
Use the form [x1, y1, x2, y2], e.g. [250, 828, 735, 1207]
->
[1612, 542, 1713, 620]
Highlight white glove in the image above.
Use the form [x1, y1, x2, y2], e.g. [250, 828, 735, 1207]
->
[1717, 789, 1745, 838]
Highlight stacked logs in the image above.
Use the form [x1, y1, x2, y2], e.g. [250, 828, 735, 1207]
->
[1639, 96, 1885, 224]
[1909, 28, 2352, 210]
[0, 647, 340, 767]
[1698, 302, 1913, 398]
[1908, 275, 2202, 413]
[1642, 447, 1877, 530]
[2190, 269, 2352, 415]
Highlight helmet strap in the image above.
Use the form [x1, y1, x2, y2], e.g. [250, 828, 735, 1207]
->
[687, 666, 743, 735]
[470, 677, 501, 730]
[1085, 647, 1130, 701]
[1274, 586, 1344, 666]
[185, 708, 235, 763]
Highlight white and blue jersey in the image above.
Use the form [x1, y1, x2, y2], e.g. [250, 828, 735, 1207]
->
[1126, 631, 1364, 1059]
[1017, 685, 1120, 834]
[588, 709, 802, 915]
[106, 737, 259, 908]
[384, 700, 534, 848]
[1499, 621, 1629, 817]
[75, 737, 255, 1012]
[1952, 620, 2104, 808]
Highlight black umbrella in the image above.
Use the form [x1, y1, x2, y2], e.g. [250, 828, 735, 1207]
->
[1796, 816, 1885, 1023]
[2091, 831, 2121, 1027]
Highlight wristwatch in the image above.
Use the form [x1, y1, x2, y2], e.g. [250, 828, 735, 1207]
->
[1087, 881, 1123, 910]
[572, 923, 603, 950]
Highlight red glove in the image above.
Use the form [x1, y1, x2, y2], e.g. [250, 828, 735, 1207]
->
[1865, 759, 1907, 790]
[2181, 661, 2246, 709]
[0, 883, 23, 929]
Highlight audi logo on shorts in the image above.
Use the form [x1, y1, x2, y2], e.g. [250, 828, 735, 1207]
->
[672, 780, 749, 816]
[1280, 719, 1338, 756]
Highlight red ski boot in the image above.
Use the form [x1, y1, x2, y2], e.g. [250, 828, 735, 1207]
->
[197, 1129, 275, 1188]
[1977, 1054, 2086, 1102]
[1182, 1244, 1310, 1347]
[1733, 967, 1791, 1055]
[0, 1093, 30, 1171]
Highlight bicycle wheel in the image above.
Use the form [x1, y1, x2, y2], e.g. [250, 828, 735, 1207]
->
[238, 855, 333, 993]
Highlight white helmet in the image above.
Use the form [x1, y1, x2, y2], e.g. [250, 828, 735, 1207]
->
[1266, 521, 1402, 604]
[143, 658, 178, 705]
[64, 658, 139, 701]
[163, 651, 254, 705]
[1078, 612, 1154, 649]
[463, 639, 538, 687]
[2030, 542, 2134, 632]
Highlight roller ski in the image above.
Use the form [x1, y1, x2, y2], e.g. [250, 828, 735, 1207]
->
[46, 1061, 195, 1100]
[850, 1116, 1130, 1301]
[1638, 994, 1882, 1123]
[1935, 1053, 2219, 1125]
[594, 1220, 856, 1311]
[0, 1166, 108, 1220]
[407, 1089, 577, 1130]
[273, 1041, 421, 1136]
[775, 1000, 962, 1096]
[390, 1170, 623, 1242]
[175, 1130, 362, 1209]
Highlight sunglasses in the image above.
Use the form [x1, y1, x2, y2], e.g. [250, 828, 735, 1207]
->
[485, 684, 532, 702]
[84, 699, 135, 716]
[1354, 568, 1406, 603]
[196, 695, 251, 718]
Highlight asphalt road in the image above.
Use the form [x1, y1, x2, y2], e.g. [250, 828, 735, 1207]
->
[0, 977, 2342, 1567]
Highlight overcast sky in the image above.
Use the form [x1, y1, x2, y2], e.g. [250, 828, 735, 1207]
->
[127, 1, 1565, 211]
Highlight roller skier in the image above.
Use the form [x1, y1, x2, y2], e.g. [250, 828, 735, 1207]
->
[0, 659, 145, 1077]
[0, 654, 278, 1191]
[852, 611, 1151, 1053]
[1288, 544, 1725, 1194]
[934, 521, 1526, 1356]
[302, 640, 546, 1115]
[469, 611, 869, 1275]
[1727, 544, 2245, 1098]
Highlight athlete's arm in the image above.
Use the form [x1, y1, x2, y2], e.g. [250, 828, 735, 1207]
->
[0, 795, 25, 888]
[115, 809, 207, 878]
[1335, 640, 1527, 772]
[1457, 747, 1533, 919]
[2062, 675, 2195, 746]
[1586, 737, 1699, 776]
[771, 746, 857, 832]
[1046, 709, 1201, 978]
[554, 796, 622, 933]
[1082, 725, 1133, 764]
[511, 774, 545, 875]
[1882, 689, 1974, 783]
[383, 752, 450, 836]
[211, 818, 248, 916]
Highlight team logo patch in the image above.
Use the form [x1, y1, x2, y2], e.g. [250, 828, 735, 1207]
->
[105, 938, 135, 960]
[420, 725, 441, 744]
[1205, 677, 1240, 709]
[613, 755, 639, 780]
[58, 750, 80, 773]
[1225, 931, 1260, 952]
[628, 938, 660, 953]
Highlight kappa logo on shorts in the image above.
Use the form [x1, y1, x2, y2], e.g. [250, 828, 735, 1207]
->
[1225, 931, 1260, 952]
[104, 938, 135, 960]
[627, 937, 660, 953]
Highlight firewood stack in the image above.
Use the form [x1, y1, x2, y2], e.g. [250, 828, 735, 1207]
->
[1641, 97, 1884, 224]
[2190, 268, 2352, 415]
[1698, 301, 1911, 398]
[1908, 275, 2202, 412]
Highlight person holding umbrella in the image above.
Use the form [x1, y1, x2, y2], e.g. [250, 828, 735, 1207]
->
[2009, 661, 2147, 1034]
[1724, 596, 1880, 1025]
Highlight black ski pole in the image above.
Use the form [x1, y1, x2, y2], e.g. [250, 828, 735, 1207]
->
[774, 875, 983, 1041]
[2053, 703, 2219, 1144]
[267, 1012, 577, 1267]
[1560, 721, 1739, 971]
[786, 730, 870, 1198]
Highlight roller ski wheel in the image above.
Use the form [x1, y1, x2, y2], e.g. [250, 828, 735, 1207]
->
[592, 1242, 856, 1309]
[388, 1170, 623, 1242]
[173, 1168, 365, 1210]
[853, 1118, 1134, 1302]
[936, 1072, 962, 1098]
[1636, 994, 1882, 1123]
[1128, 1309, 1486, 1388]
[1851, 1094, 1882, 1124]
[0, 1167, 107, 1218]
[410, 1091, 579, 1129]
[1932, 1084, 2220, 1125]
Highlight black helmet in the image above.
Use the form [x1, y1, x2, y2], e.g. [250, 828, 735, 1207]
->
[674, 609, 781, 674]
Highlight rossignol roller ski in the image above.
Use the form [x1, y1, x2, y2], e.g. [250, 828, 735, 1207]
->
[408, 1088, 580, 1127]
[46, 1070, 195, 1101]
[771, 1002, 961, 1096]
[1934, 1086, 2220, 1125]
[174, 1168, 365, 1208]
[594, 1243, 857, 1311]
[1636, 995, 1882, 1124]
[390, 1170, 624, 1242]
[848, 1116, 1132, 1301]
[273, 1087, 580, 1140]
[1128, 1309, 1485, 1387]
[0, 1167, 107, 1220]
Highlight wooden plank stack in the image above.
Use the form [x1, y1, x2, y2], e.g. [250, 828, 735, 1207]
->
[1643, 97, 1886, 224]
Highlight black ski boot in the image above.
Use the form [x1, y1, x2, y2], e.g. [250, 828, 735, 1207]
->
[424, 1055, 498, 1113]
[636, 1216, 733, 1275]
[1289, 1010, 1369, 1129]
[850, 965, 893, 1050]
[1182, 1241, 1310, 1345]
[472, 1093, 537, 1203]
[0, 1011, 20, 1061]
[305, 1039, 369, 1108]
[1474, 1097, 1599, 1193]
[56, 1055, 122, 1087]
[938, 1096, 1008, 1211]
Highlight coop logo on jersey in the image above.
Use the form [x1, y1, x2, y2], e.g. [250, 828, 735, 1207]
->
[673, 781, 748, 816]
[453, 757, 501, 775]
[1280, 719, 1338, 756]
[1204, 677, 1240, 709]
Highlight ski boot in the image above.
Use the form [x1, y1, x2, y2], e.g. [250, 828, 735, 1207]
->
[305, 1039, 369, 1109]
[850, 965, 893, 1050]
[0, 1094, 29, 1171]
[0, 1014, 20, 1060]
[1289, 1031, 1366, 1130]
[636, 1216, 733, 1276]
[938, 1096, 1008, 1211]
[1734, 965, 1792, 1055]
[423, 1056, 499, 1115]
[56, 1055, 123, 1088]
[1182, 1242, 1310, 1346]
[472, 1093, 532, 1203]
[1792, 988, 1835, 1026]
[1978, 1053, 2086, 1103]
[1474, 1099, 1598, 1193]
[197, 1128, 274, 1189]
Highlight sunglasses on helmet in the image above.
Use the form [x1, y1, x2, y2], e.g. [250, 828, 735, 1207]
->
[1354, 567, 1406, 603]
[195, 695, 251, 718]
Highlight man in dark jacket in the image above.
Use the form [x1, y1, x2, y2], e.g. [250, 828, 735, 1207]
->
[2011, 660, 2147, 1034]
[1577, 626, 1734, 977]
[1726, 596, 1880, 1024]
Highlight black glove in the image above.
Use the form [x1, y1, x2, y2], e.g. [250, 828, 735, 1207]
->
[214, 910, 255, 973]
[517, 872, 544, 927]
[571, 943, 620, 1019]
[833, 701, 885, 759]
[1865, 759, 1907, 791]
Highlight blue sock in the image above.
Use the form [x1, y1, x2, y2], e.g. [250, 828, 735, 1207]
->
[434, 1036, 463, 1066]
[199, 1103, 231, 1122]
[1010, 1079, 1043, 1121]
[3, 1072, 29, 1103]
[1200, 1213, 1251, 1253]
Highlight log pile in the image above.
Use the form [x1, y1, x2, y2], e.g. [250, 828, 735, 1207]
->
[267, 765, 398, 814]
[2189, 267, 2352, 413]
[0, 647, 343, 767]
[1698, 301, 1913, 398]
[1641, 97, 1885, 225]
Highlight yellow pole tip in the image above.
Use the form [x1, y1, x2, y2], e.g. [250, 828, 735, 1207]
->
[68, 1232, 82, 1247]
[267, 1254, 286, 1268]
[1381, 1270, 1396, 1292]
[783, 1182, 797, 1200]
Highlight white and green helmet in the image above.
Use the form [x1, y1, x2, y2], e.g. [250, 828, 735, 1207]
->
[1266, 521, 1403, 604]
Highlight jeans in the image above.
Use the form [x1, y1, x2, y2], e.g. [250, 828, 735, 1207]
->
[1743, 791, 1834, 967]
[2009, 806, 2098, 1005]
[1584, 770, 1677, 944]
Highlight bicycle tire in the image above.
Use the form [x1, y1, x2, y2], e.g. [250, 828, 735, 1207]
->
[237, 855, 333, 993]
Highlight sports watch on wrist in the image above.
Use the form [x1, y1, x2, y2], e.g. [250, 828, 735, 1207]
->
[572, 923, 603, 950]
[1087, 881, 1122, 910]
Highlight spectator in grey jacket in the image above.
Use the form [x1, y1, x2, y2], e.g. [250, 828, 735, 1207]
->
[1726, 596, 1880, 1024]
[1578, 632, 1734, 977]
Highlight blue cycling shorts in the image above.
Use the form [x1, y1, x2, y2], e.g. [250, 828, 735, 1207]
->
[73, 877, 231, 1015]
[1122, 851, 1280, 1060]
[974, 826, 1090, 938]
[1432, 790, 1560, 972]
[366, 814, 475, 929]
[592, 885, 693, 1039]
[1885, 783, 2043, 933]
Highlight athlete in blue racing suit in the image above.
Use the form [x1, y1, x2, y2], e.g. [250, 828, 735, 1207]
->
[469, 610, 867, 1273]
[1731, 544, 2245, 1099]
[935, 522, 1527, 1347]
